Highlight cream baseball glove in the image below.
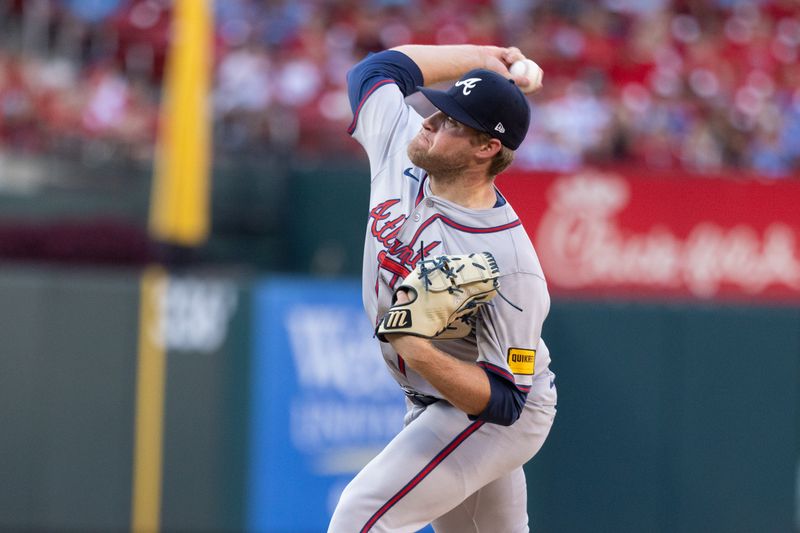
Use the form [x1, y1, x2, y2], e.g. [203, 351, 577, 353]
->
[376, 252, 500, 341]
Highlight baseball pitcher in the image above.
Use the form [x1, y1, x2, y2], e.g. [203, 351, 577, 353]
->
[328, 44, 557, 532]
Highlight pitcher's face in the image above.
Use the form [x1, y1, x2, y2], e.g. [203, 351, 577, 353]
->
[407, 111, 478, 176]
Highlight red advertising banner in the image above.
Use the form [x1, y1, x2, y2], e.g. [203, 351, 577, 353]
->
[497, 168, 800, 302]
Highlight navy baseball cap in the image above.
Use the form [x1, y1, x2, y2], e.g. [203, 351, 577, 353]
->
[418, 69, 531, 150]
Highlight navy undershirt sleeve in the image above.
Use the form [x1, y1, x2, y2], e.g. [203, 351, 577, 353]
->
[346, 50, 425, 113]
[470, 369, 527, 426]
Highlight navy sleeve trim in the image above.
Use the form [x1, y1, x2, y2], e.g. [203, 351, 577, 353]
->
[346, 50, 425, 134]
[469, 368, 528, 426]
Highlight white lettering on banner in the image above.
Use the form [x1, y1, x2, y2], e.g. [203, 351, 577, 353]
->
[148, 277, 238, 352]
[285, 306, 397, 398]
[290, 401, 405, 451]
[536, 172, 800, 298]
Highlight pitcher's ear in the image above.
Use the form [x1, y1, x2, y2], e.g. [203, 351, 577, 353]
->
[476, 137, 502, 162]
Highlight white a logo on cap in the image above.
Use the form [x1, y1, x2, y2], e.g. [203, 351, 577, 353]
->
[495, 122, 505, 133]
[455, 78, 482, 95]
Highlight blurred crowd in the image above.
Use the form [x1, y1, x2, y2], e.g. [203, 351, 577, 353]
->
[0, 0, 799, 177]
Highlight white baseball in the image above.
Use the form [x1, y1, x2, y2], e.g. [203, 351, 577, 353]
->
[510, 59, 543, 93]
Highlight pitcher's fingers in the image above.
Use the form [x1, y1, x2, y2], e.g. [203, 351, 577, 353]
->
[395, 289, 411, 304]
[502, 46, 524, 65]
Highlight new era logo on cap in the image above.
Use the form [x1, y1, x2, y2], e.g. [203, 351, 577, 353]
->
[418, 69, 531, 150]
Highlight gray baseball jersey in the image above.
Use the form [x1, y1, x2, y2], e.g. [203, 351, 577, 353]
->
[329, 51, 557, 533]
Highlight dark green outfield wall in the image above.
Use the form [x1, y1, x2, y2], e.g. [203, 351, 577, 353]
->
[0, 266, 796, 532]
[526, 299, 800, 533]
[0, 266, 250, 532]
[0, 267, 139, 531]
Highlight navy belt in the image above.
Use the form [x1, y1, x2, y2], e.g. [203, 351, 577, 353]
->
[405, 390, 440, 407]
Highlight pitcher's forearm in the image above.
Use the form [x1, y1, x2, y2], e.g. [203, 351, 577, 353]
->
[389, 335, 491, 416]
[390, 44, 523, 87]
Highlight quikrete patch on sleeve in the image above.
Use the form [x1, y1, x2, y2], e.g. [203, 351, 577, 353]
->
[507, 348, 536, 375]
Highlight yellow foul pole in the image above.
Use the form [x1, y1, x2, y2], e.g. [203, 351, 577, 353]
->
[134, 1, 212, 531]
[131, 266, 167, 532]
[149, 0, 213, 246]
